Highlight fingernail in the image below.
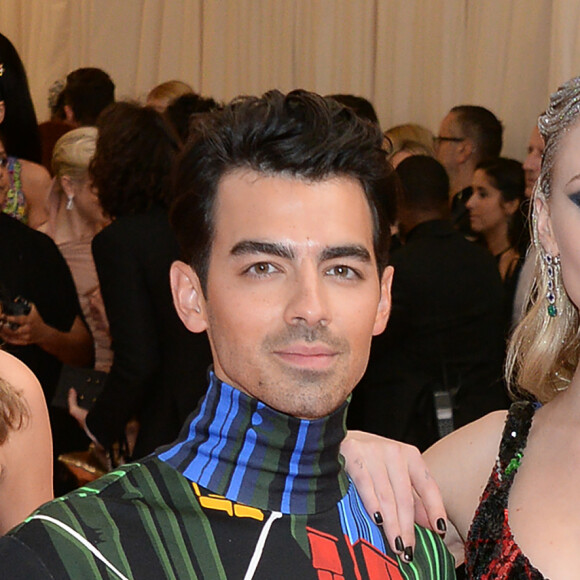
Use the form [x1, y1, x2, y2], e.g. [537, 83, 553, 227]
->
[403, 546, 413, 562]
[395, 536, 404, 552]
[436, 518, 447, 533]
[373, 511, 383, 525]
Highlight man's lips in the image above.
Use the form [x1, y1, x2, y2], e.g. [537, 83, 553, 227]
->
[273, 344, 339, 370]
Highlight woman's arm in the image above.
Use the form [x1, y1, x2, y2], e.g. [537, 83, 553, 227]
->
[341, 410, 507, 564]
[0, 351, 53, 534]
[0, 308, 93, 367]
[342, 431, 447, 556]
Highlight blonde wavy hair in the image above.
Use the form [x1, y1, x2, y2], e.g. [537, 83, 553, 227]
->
[0, 376, 29, 445]
[506, 76, 580, 402]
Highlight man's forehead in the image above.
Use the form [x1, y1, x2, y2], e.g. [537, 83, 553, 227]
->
[441, 111, 458, 130]
[215, 169, 370, 211]
[212, 169, 375, 249]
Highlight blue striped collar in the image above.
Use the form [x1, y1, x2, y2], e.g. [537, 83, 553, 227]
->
[157, 372, 349, 514]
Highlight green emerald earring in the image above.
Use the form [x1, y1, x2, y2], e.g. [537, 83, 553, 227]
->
[546, 254, 560, 317]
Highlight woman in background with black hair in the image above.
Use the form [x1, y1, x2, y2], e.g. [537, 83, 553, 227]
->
[467, 157, 526, 327]
[0, 34, 51, 228]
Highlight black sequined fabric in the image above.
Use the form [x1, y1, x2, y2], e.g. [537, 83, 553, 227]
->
[464, 401, 546, 579]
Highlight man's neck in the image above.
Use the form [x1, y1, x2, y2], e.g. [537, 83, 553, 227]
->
[158, 373, 350, 514]
[449, 164, 474, 198]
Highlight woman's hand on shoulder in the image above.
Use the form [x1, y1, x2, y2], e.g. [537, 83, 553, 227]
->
[341, 430, 447, 557]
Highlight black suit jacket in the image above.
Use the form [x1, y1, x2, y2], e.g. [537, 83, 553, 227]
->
[351, 220, 508, 449]
[86, 204, 211, 458]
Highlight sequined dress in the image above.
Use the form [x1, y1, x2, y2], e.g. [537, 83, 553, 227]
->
[465, 401, 545, 579]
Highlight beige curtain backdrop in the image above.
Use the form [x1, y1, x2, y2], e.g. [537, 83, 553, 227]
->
[1, 0, 578, 159]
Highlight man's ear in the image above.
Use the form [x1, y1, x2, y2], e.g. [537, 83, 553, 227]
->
[372, 265, 394, 336]
[457, 138, 474, 164]
[0, 101, 5, 124]
[535, 195, 559, 256]
[170, 261, 208, 333]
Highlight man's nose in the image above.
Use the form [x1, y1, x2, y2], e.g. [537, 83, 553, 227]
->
[283, 266, 330, 328]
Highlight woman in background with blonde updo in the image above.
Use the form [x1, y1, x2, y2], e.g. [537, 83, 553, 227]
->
[39, 127, 112, 372]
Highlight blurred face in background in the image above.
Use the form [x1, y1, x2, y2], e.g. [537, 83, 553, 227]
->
[467, 168, 519, 237]
[435, 112, 465, 175]
[523, 126, 544, 198]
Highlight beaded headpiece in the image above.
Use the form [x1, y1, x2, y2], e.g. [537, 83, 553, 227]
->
[537, 75, 580, 201]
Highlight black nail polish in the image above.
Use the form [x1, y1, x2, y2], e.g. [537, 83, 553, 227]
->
[395, 536, 404, 552]
[403, 546, 414, 562]
[436, 518, 447, 533]
[373, 511, 383, 525]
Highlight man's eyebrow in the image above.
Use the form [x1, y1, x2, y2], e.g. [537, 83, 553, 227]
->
[230, 240, 295, 260]
[320, 245, 372, 262]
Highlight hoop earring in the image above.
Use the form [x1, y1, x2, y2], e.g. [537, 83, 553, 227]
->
[66, 196, 74, 211]
[546, 254, 561, 317]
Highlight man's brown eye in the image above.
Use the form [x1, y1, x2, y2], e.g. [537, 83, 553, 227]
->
[327, 265, 358, 279]
[247, 262, 277, 276]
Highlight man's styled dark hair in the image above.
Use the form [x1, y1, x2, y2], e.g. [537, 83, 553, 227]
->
[396, 155, 450, 213]
[170, 89, 393, 292]
[451, 105, 503, 164]
[164, 93, 221, 145]
[64, 67, 115, 126]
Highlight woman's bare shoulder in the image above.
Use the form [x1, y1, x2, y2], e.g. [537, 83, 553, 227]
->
[16, 160, 51, 228]
[0, 351, 46, 414]
[0, 351, 53, 534]
[18, 159, 51, 187]
[424, 410, 508, 539]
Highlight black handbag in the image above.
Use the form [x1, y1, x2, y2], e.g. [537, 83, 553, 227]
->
[51, 365, 107, 411]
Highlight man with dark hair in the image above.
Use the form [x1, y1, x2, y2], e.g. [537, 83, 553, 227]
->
[63, 67, 115, 126]
[354, 155, 507, 449]
[164, 92, 221, 145]
[0, 91, 453, 578]
[435, 105, 503, 235]
[327, 93, 380, 126]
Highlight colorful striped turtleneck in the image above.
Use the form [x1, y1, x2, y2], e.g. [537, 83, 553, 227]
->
[0, 373, 455, 579]
[159, 371, 350, 515]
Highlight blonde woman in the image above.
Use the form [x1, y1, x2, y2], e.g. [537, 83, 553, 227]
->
[0, 350, 52, 534]
[39, 127, 112, 371]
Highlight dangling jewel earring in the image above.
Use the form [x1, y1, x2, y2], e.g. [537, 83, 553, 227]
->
[545, 254, 560, 317]
[66, 196, 74, 211]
